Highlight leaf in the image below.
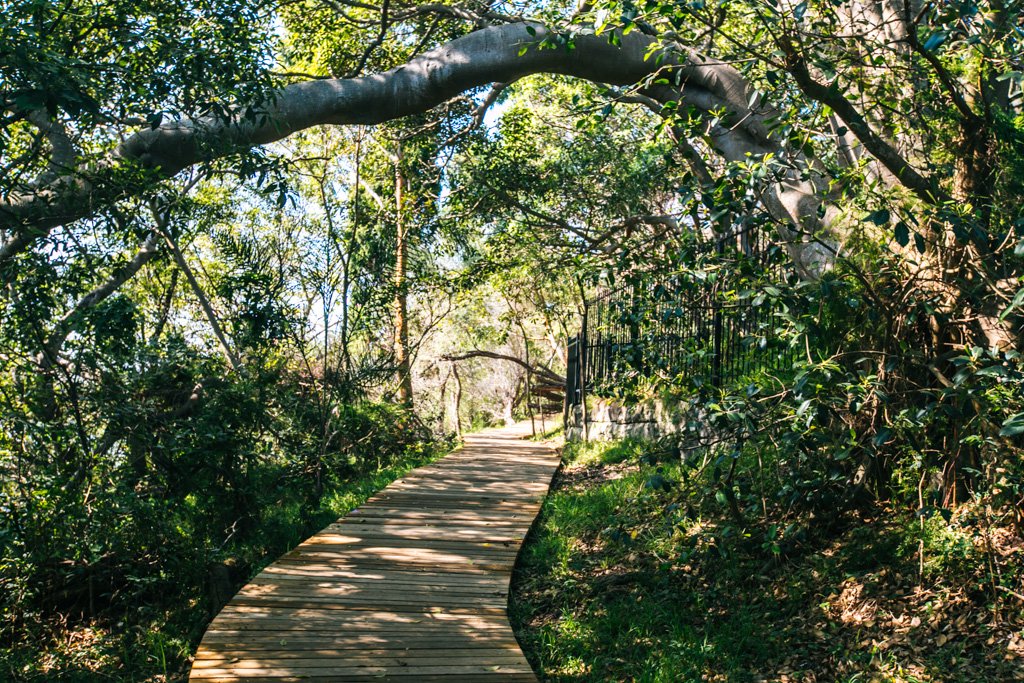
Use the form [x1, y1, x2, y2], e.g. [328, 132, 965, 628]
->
[923, 30, 948, 52]
[894, 222, 909, 247]
[999, 288, 1024, 321]
[644, 473, 674, 492]
[999, 413, 1024, 437]
[914, 232, 926, 253]
[872, 427, 892, 447]
[866, 208, 890, 225]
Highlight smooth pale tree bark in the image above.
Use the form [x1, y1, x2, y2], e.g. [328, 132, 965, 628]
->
[0, 22, 837, 277]
[152, 207, 243, 373]
[392, 145, 414, 406]
[5, 8, 994, 287]
[451, 361, 463, 437]
[2, 24, 665, 241]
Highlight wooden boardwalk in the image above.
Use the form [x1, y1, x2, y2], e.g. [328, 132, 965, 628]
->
[189, 421, 560, 682]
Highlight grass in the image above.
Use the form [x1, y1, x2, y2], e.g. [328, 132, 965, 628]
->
[0, 438, 454, 683]
[510, 438, 1024, 682]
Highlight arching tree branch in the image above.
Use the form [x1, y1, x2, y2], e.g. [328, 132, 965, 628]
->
[1, 23, 768, 264]
[443, 350, 565, 385]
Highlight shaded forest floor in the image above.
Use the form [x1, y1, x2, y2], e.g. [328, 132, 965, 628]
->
[511, 439, 1024, 682]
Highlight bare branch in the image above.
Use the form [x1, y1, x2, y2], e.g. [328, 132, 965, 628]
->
[343, 0, 391, 79]
[41, 232, 161, 363]
[782, 42, 950, 205]
[150, 201, 243, 373]
[442, 79, 517, 145]
[443, 350, 564, 385]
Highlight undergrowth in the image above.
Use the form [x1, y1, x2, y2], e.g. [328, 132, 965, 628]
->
[0, 417, 453, 683]
[511, 438, 1024, 682]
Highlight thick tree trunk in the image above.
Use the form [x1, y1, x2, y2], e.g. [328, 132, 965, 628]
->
[953, 124, 995, 223]
[2, 19, 979, 287]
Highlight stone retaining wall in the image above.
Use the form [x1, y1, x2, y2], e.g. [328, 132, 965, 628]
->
[566, 398, 691, 442]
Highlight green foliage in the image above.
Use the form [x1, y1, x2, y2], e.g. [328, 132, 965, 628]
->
[512, 438, 1024, 681]
[5, 0, 1024, 677]
[0, 347, 446, 680]
[0, 154, 450, 679]
[1, 0, 277, 199]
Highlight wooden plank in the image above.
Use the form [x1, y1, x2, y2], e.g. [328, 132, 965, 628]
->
[237, 585, 508, 601]
[263, 559, 506, 573]
[195, 651, 524, 659]
[244, 576, 508, 591]
[198, 633, 522, 648]
[267, 557, 512, 573]
[293, 540, 520, 554]
[251, 569, 509, 587]
[318, 526, 523, 542]
[227, 597, 509, 614]
[190, 421, 560, 682]
[202, 612, 521, 626]
[193, 675, 538, 682]
[278, 551, 519, 566]
[344, 510, 534, 524]
[192, 655, 530, 669]
[191, 664, 536, 677]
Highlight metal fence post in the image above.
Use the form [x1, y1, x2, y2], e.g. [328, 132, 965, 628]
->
[581, 303, 590, 441]
[711, 235, 725, 388]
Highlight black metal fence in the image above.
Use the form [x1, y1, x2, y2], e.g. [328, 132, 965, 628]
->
[566, 226, 799, 405]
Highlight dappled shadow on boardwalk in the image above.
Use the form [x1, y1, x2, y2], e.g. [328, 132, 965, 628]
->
[189, 422, 560, 682]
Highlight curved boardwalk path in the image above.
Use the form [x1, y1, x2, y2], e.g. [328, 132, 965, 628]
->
[189, 421, 560, 682]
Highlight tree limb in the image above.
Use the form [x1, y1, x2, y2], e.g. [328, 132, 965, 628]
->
[0, 24, 703, 260]
[443, 350, 564, 385]
[42, 232, 161, 364]
[150, 202, 242, 373]
[782, 43, 950, 205]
